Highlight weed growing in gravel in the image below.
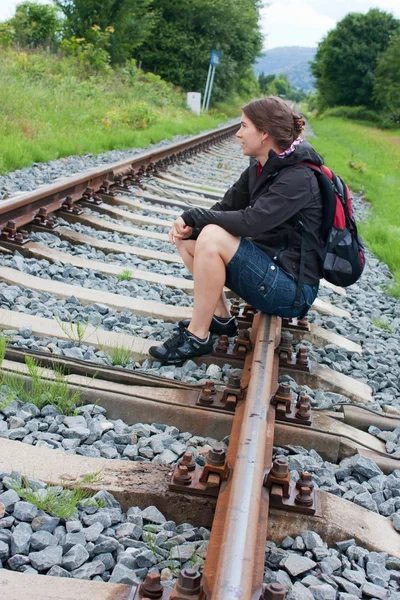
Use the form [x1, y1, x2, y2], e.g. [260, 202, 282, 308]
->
[371, 316, 394, 333]
[10, 472, 105, 519]
[117, 269, 133, 281]
[2, 356, 81, 415]
[54, 315, 95, 346]
[99, 341, 135, 367]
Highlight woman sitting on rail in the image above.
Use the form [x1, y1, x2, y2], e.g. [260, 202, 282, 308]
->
[149, 96, 324, 363]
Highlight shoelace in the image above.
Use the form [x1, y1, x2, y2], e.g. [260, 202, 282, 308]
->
[163, 328, 186, 349]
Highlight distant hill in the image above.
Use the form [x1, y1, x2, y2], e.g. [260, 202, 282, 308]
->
[254, 46, 317, 93]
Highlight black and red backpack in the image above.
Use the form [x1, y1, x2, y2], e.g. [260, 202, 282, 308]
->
[295, 162, 366, 297]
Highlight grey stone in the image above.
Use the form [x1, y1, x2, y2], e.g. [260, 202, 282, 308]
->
[308, 584, 337, 599]
[301, 530, 324, 550]
[70, 560, 106, 579]
[64, 532, 86, 553]
[170, 543, 197, 562]
[287, 582, 314, 600]
[13, 501, 38, 522]
[82, 511, 112, 529]
[320, 556, 342, 575]
[135, 548, 158, 567]
[280, 536, 295, 550]
[152, 449, 178, 465]
[361, 581, 389, 598]
[0, 489, 20, 511]
[141, 505, 166, 524]
[31, 515, 59, 533]
[11, 523, 32, 555]
[332, 576, 361, 597]
[92, 536, 119, 555]
[7, 554, 31, 571]
[29, 545, 63, 571]
[109, 563, 140, 585]
[342, 568, 366, 586]
[30, 531, 58, 551]
[0, 540, 10, 561]
[292, 536, 305, 551]
[392, 513, 400, 532]
[336, 540, 356, 553]
[63, 416, 87, 428]
[61, 544, 90, 571]
[353, 492, 379, 513]
[115, 523, 142, 540]
[83, 522, 104, 543]
[283, 554, 317, 577]
[351, 455, 383, 479]
[47, 565, 72, 578]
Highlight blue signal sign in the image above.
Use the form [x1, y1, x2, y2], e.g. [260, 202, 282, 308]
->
[210, 50, 221, 67]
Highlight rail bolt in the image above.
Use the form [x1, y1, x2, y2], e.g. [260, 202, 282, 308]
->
[295, 485, 314, 507]
[203, 380, 216, 394]
[274, 383, 291, 401]
[207, 443, 226, 466]
[139, 572, 163, 599]
[296, 471, 314, 491]
[216, 335, 229, 353]
[271, 457, 289, 478]
[228, 374, 241, 388]
[199, 388, 214, 406]
[263, 582, 287, 599]
[296, 346, 309, 366]
[179, 452, 196, 472]
[176, 568, 201, 595]
[173, 465, 192, 486]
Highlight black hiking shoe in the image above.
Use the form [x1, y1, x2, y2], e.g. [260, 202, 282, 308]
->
[179, 315, 238, 337]
[148, 325, 214, 363]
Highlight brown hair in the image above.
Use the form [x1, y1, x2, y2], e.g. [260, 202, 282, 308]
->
[241, 96, 305, 151]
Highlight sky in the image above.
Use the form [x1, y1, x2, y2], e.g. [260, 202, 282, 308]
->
[1, 0, 400, 51]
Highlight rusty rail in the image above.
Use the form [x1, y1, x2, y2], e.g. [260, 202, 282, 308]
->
[0, 122, 239, 237]
[202, 313, 281, 600]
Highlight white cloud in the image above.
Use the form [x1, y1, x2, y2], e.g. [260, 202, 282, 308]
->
[261, 1, 336, 49]
[260, 0, 400, 50]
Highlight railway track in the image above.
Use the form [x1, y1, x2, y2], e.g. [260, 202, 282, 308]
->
[0, 122, 399, 600]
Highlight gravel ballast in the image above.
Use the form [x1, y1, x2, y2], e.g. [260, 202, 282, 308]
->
[0, 471, 398, 597]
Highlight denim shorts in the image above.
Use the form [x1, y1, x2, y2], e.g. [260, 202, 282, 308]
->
[225, 238, 319, 319]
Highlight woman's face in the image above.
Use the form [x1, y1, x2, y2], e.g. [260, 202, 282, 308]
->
[236, 112, 265, 157]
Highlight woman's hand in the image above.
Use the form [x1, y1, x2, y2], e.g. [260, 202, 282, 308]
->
[168, 216, 193, 245]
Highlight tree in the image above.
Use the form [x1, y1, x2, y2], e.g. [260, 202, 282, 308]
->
[135, 0, 263, 100]
[259, 73, 276, 93]
[55, 0, 156, 64]
[311, 9, 400, 109]
[10, 1, 62, 48]
[373, 33, 400, 121]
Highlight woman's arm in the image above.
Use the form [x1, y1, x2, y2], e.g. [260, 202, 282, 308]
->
[181, 165, 315, 237]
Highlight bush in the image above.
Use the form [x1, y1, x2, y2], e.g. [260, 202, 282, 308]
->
[321, 106, 383, 124]
[0, 23, 16, 47]
[10, 1, 62, 48]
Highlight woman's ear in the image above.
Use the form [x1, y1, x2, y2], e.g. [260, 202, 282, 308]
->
[262, 131, 269, 145]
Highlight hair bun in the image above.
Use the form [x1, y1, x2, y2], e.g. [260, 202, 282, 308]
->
[294, 114, 305, 135]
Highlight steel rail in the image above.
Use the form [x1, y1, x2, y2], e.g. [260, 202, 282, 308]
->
[201, 313, 281, 600]
[0, 122, 239, 235]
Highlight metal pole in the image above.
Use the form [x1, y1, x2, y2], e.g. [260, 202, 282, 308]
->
[202, 64, 213, 111]
[205, 65, 216, 112]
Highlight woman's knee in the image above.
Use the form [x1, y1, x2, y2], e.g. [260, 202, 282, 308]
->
[176, 238, 196, 256]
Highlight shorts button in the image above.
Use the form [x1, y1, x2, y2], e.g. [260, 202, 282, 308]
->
[271, 265, 276, 270]
[260, 285, 265, 291]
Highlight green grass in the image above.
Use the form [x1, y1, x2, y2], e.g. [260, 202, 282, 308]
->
[54, 315, 94, 347]
[0, 48, 235, 175]
[10, 471, 105, 519]
[117, 269, 133, 281]
[371, 317, 393, 333]
[1, 354, 81, 415]
[307, 115, 400, 295]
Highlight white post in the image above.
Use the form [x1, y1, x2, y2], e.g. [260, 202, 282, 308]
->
[202, 64, 213, 112]
[205, 65, 216, 112]
[187, 92, 201, 115]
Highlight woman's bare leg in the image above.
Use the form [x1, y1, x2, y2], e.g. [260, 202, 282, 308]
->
[176, 237, 231, 318]
[179, 225, 240, 339]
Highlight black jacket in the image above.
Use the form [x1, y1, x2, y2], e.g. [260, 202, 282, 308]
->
[181, 141, 324, 285]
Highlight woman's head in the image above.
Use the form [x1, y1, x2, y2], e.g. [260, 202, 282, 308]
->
[239, 96, 305, 155]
